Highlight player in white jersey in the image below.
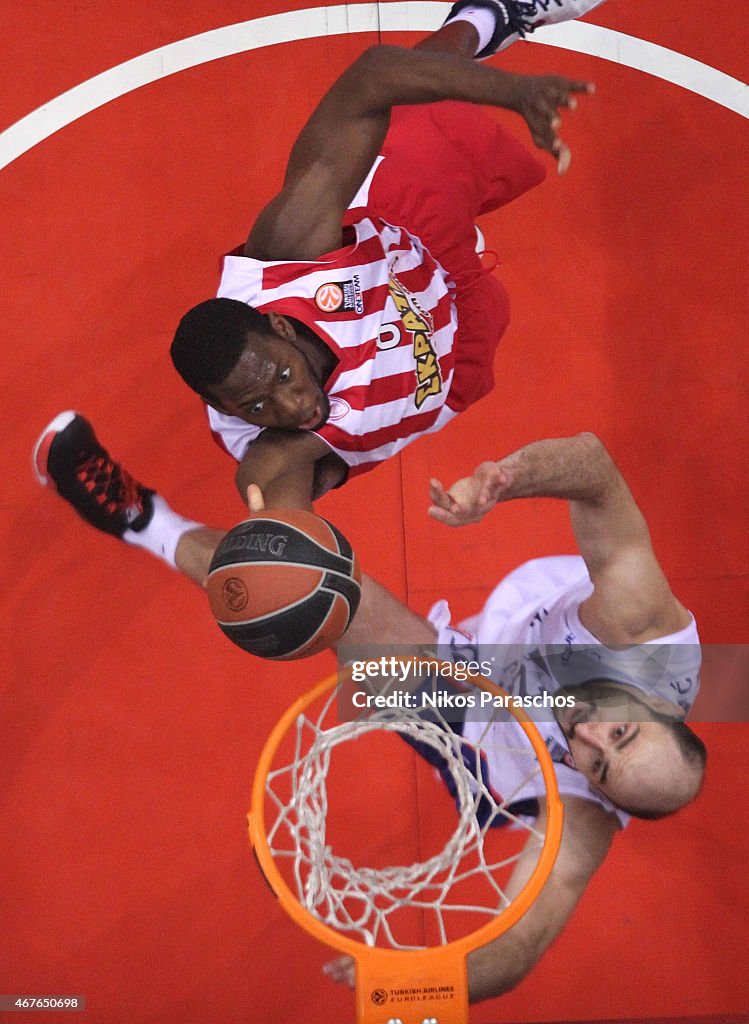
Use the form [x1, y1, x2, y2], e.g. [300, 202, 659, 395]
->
[35, 0, 608, 584]
[326, 430, 706, 1002]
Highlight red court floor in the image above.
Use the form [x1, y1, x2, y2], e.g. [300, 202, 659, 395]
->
[2, 3, 747, 1022]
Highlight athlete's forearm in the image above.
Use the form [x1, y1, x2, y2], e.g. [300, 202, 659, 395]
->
[348, 44, 527, 116]
[494, 433, 621, 504]
[286, 44, 587, 188]
[495, 434, 658, 588]
[284, 45, 524, 188]
[467, 796, 618, 1003]
[235, 434, 321, 511]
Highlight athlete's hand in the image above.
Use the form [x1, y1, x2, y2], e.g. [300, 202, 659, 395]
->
[323, 954, 355, 989]
[509, 74, 594, 174]
[428, 462, 511, 527]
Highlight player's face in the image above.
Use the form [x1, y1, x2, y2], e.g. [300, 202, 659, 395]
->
[210, 334, 330, 431]
[555, 695, 696, 812]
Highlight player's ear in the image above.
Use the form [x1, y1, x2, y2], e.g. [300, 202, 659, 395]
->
[267, 311, 295, 341]
[562, 751, 577, 769]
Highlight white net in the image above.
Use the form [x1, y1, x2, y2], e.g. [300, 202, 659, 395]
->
[262, 674, 552, 950]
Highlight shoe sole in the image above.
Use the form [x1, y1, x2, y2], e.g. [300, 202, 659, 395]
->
[32, 410, 79, 488]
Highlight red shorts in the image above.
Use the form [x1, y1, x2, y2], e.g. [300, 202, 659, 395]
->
[346, 102, 545, 412]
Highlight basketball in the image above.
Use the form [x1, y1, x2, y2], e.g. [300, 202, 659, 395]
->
[206, 508, 361, 660]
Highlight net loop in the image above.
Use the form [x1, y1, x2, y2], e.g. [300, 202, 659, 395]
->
[263, 684, 549, 950]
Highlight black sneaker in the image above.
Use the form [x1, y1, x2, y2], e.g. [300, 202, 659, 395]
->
[510, 0, 605, 34]
[444, 0, 528, 57]
[33, 411, 154, 538]
[444, 0, 606, 58]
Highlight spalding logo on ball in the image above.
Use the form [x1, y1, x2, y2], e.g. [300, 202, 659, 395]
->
[206, 508, 361, 660]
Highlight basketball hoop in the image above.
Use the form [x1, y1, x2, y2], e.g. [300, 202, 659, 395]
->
[249, 660, 563, 1024]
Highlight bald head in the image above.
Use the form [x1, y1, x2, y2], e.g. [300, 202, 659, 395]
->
[555, 684, 706, 820]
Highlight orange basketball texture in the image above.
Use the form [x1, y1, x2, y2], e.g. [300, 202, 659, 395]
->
[206, 509, 361, 660]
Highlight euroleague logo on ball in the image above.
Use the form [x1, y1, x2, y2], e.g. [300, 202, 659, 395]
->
[222, 577, 249, 612]
[370, 989, 388, 1006]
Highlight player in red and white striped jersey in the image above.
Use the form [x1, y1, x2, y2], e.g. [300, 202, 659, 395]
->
[170, 2, 598, 511]
[35, 1, 604, 587]
[209, 213, 463, 478]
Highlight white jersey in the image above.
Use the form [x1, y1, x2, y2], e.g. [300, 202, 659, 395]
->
[429, 556, 702, 826]
[208, 216, 459, 478]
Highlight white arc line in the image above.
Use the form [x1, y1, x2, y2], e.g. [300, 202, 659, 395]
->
[533, 20, 749, 116]
[1, 3, 747, 173]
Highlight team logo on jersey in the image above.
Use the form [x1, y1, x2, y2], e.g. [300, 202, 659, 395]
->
[315, 283, 344, 312]
[388, 273, 442, 408]
[327, 397, 351, 421]
[315, 276, 364, 314]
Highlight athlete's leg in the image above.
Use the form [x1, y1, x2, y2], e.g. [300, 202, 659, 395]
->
[32, 414, 433, 658]
[174, 526, 224, 584]
[355, 13, 563, 414]
[34, 411, 221, 587]
[439, 0, 609, 58]
[415, 18, 480, 59]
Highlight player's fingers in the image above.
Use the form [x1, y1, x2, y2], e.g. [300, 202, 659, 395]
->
[246, 483, 266, 512]
[557, 78, 595, 96]
[529, 105, 561, 157]
[428, 505, 460, 527]
[555, 138, 571, 175]
[429, 478, 456, 510]
[548, 78, 594, 113]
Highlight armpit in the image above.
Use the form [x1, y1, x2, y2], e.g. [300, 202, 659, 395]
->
[312, 451, 348, 500]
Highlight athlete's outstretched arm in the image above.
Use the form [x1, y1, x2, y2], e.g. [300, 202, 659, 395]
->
[428, 433, 692, 644]
[246, 39, 592, 263]
[466, 795, 617, 1001]
[325, 795, 618, 1001]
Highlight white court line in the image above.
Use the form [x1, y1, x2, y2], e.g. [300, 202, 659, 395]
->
[1, 2, 747, 172]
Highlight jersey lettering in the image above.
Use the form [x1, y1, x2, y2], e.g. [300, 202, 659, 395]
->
[388, 272, 443, 409]
[377, 323, 402, 350]
[214, 218, 458, 475]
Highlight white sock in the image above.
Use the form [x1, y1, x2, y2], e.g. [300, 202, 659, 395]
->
[447, 6, 503, 55]
[124, 493, 203, 569]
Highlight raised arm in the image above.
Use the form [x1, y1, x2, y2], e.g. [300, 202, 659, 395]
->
[467, 795, 618, 1001]
[246, 44, 592, 262]
[429, 433, 692, 644]
[324, 794, 618, 1001]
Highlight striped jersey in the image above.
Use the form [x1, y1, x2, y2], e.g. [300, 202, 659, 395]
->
[207, 216, 459, 477]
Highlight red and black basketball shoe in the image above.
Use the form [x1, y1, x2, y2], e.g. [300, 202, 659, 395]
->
[33, 411, 154, 538]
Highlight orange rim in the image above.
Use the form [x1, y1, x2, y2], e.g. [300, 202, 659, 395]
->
[248, 660, 564, 963]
